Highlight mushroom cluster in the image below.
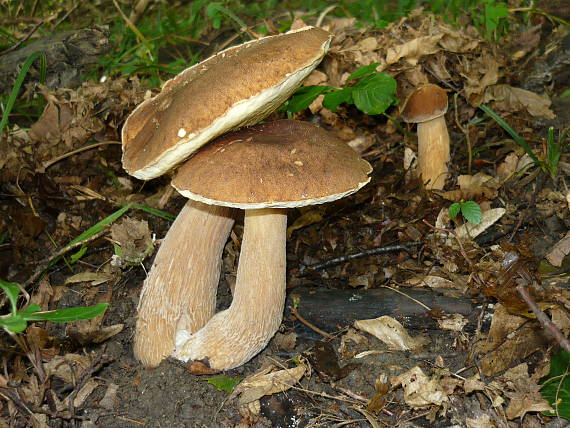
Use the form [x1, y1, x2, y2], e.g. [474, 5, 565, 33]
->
[122, 27, 372, 370]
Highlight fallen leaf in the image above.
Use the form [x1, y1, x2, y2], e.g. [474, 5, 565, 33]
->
[65, 272, 115, 286]
[437, 313, 468, 331]
[44, 353, 93, 384]
[455, 208, 506, 240]
[73, 378, 100, 408]
[99, 383, 119, 410]
[483, 84, 555, 119]
[545, 231, 570, 267]
[391, 366, 448, 408]
[234, 364, 306, 405]
[386, 34, 444, 65]
[354, 316, 430, 351]
[501, 363, 553, 419]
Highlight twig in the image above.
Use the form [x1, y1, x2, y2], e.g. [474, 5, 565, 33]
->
[516, 284, 570, 353]
[0, 20, 44, 55]
[422, 220, 476, 269]
[380, 285, 431, 311]
[299, 242, 422, 276]
[289, 305, 334, 339]
[39, 141, 121, 172]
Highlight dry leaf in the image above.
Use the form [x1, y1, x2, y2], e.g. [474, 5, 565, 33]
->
[545, 231, 570, 267]
[354, 316, 430, 350]
[455, 208, 506, 240]
[475, 304, 547, 376]
[501, 363, 553, 419]
[466, 414, 495, 428]
[99, 383, 119, 410]
[437, 313, 468, 331]
[65, 272, 115, 286]
[483, 84, 555, 119]
[234, 364, 306, 405]
[44, 353, 93, 384]
[386, 34, 444, 65]
[391, 366, 448, 408]
[73, 378, 99, 408]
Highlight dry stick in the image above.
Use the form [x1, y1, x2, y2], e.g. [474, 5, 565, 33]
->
[0, 20, 44, 55]
[300, 242, 423, 276]
[289, 304, 334, 340]
[40, 141, 121, 171]
[516, 284, 570, 353]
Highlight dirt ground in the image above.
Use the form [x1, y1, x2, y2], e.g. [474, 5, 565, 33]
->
[1, 2, 570, 427]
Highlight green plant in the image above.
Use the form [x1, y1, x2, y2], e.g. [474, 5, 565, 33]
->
[204, 375, 244, 393]
[541, 350, 570, 420]
[0, 51, 47, 135]
[449, 200, 482, 224]
[479, 105, 569, 179]
[0, 280, 108, 335]
[285, 63, 398, 116]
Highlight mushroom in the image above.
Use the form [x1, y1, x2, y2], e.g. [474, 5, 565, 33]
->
[133, 200, 234, 366]
[122, 28, 332, 366]
[122, 26, 332, 180]
[171, 119, 372, 371]
[400, 83, 450, 190]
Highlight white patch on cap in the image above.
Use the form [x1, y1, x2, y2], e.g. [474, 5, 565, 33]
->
[178, 128, 187, 138]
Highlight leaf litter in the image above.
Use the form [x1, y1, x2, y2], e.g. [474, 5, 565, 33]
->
[0, 3, 569, 427]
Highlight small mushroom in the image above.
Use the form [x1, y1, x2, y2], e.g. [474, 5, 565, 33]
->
[400, 83, 450, 190]
[122, 26, 332, 180]
[171, 120, 372, 370]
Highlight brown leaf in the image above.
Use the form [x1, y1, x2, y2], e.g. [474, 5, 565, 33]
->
[483, 84, 555, 119]
[545, 231, 570, 267]
[386, 34, 444, 65]
[354, 316, 430, 350]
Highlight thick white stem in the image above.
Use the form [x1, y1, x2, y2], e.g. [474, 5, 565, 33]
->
[174, 208, 287, 370]
[134, 199, 234, 366]
[417, 116, 450, 190]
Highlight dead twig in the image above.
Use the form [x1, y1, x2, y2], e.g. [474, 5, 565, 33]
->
[39, 141, 121, 172]
[299, 242, 422, 276]
[289, 304, 334, 339]
[516, 284, 570, 353]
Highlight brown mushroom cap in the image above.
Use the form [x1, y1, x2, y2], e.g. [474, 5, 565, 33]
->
[400, 83, 448, 123]
[122, 27, 332, 180]
[172, 120, 372, 209]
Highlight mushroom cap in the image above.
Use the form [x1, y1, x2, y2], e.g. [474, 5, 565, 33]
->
[400, 83, 448, 123]
[122, 27, 332, 180]
[172, 120, 373, 209]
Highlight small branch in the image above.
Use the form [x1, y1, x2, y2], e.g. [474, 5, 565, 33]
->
[299, 242, 422, 276]
[289, 305, 333, 339]
[39, 141, 121, 172]
[516, 284, 570, 353]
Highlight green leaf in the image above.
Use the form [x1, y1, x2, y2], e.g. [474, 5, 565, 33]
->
[460, 201, 482, 224]
[0, 51, 47, 135]
[70, 246, 88, 264]
[352, 73, 397, 115]
[346, 63, 380, 81]
[204, 376, 244, 393]
[286, 85, 332, 113]
[541, 350, 570, 420]
[0, 313, 28, 334]
[448, 202, 461, 219]
[23, 303, 109, 323]
[0, 280, 22, 315]
[323, 87, 354, 112]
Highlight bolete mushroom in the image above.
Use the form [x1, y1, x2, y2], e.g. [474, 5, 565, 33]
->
[400, 83, 450, 190]
[171, 119, 372, 371]
[122, 26, 332, 180]
[123, 28, 332, 367]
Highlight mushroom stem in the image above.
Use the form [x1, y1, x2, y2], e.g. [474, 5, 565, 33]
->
[417, 115, 450, 190]
[134, 199, 234, 366]
[174, 208, 287, 370]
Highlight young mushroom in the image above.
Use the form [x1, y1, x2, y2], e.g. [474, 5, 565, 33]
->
[171, 120, 372, 371]
[400, 83, 450, 190]
[122, 26, 332, 180]
[122, 28, 332, 367]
